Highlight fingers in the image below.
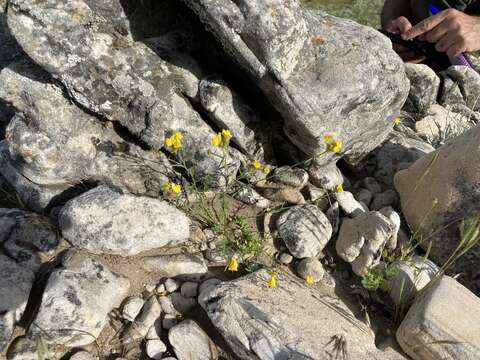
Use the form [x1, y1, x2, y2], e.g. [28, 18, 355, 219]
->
[422, 21, 450, 43]
[446, 41, 467, 57]
[386, 16, 412, 34]
[403, 9, 451, 39]
[395, 16, 413, 34]
[435, 32, 457, 52]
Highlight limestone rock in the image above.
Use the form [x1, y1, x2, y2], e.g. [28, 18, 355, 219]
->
[336, 211, 397, 276]
[0, 255, 35, 352]
[445, 65, 480, 111]
[0, 141, 69, 212]
[30, 250, 130, 346]
[0, 58, 174, 194]
[184, 0, 408, 165]
[123, 296, 162, 343]
[168, 320, 218, 360]
[122, 296, 145, 322]
[271, 166, 309, 189]
[403, 63, 440, 114]
[199, 77, 267, 157]
[438, 71, 466, 107]
[0, 208, 58, 272]
[199, 269, 405, 359]
[146, 339, 167, 360]
[371, 190, 398, 211]
[335, 191, 365, 217]
[276, 204, 332, 258]
[395, 124, 480, 294]
[308, 162, 343, 191]
[388, 255, 439, 307]
[397, 276, 480, 359]
[373, 131, 434, 186]
[143, 253, 208, 281]
[59, 186, 191, 256]
[296, 257, 324, 283]
[70, 352, 96, 360]
[7, 0, 239, 186]
[414, 104, 472, 143]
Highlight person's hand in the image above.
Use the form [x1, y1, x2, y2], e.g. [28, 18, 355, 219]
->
[385, 16, 426, 63]
[403, 9, 480, 56]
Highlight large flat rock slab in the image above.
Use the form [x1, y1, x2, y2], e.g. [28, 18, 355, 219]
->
[199, 269, 406, 359]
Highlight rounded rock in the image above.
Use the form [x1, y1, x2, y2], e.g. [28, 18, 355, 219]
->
[296, 258, 325, 283]
[276, 204, 332, 259]
[146, 339, 167, 360]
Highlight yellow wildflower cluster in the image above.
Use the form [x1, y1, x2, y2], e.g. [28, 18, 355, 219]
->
[305, 275, 314, 285]
[228, 256, 239, 272]
[162, 182, 182, 197]
[267, 271, 277, 288]
[394, 117, 402, 125]
[212, 129, 233, 148]
[164, 131, 183, 152]
[324, 134, 343, 153]
[251, 160, 271, 175]
[335, 184, 344, 193]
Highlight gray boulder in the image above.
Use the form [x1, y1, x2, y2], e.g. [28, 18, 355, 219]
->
[0, 58, 174, 194]
[7, 0, 239, 187]
[0, 255, 35, 352]
[168, 320, 218, 360]
[29, 249, 130, 346]
[403, 63, 440, 114]
[184, 0, 409, 165]
[395, 123, 480, 294]
[0, 141, 69, 212]
[397, 276, 480, 360]
[276, 204, 332, 258]
[445, 65, 480, 111]
[373, 131, 434, 186]
[199, 77, 269, 158]
[0, 208, 58, 272]
[199, 269, 406, 359]
[59, 186, 191, 256]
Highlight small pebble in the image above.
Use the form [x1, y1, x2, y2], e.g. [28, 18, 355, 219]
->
[279, 252, 293, 265]
[159, 295, 178, 315]
[70, 351, 95, 360]
[145, 284, 156, 293]
[146, 318, 162, 340]
[156, 283, 166, 294]
[122, 296, 145, 322]
[296, 257, 325, 283]
[180, 282, 198, 298]
[146, 339, 167, 359]
[170, 293, 197, 313]
[165, 278, 179, 293]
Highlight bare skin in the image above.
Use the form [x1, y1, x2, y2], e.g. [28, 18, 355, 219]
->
[381, 0, 426, 63]
[403, 8, 480, 57]
[381, 0, 480, 61]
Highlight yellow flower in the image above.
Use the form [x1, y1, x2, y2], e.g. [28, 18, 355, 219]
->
[394, 117, 402, 125]
[228, 257, 239, 272]
[171, 183, 182, 194]
[324, 134, 334, 143]
[164, 131, 183, 152]
[263, 166, 271, 175]
[324, 134, 343, 153]
[212, 133, 222, 147]
[222, 129, 233, 143]
[267, 271, 277, 288]
[306, 275, 314, 285]
[252, 160, 261, 170]
[212, 129, 233, 148]
[162, 182, 182, 197]
[335, 184, 344, 193]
